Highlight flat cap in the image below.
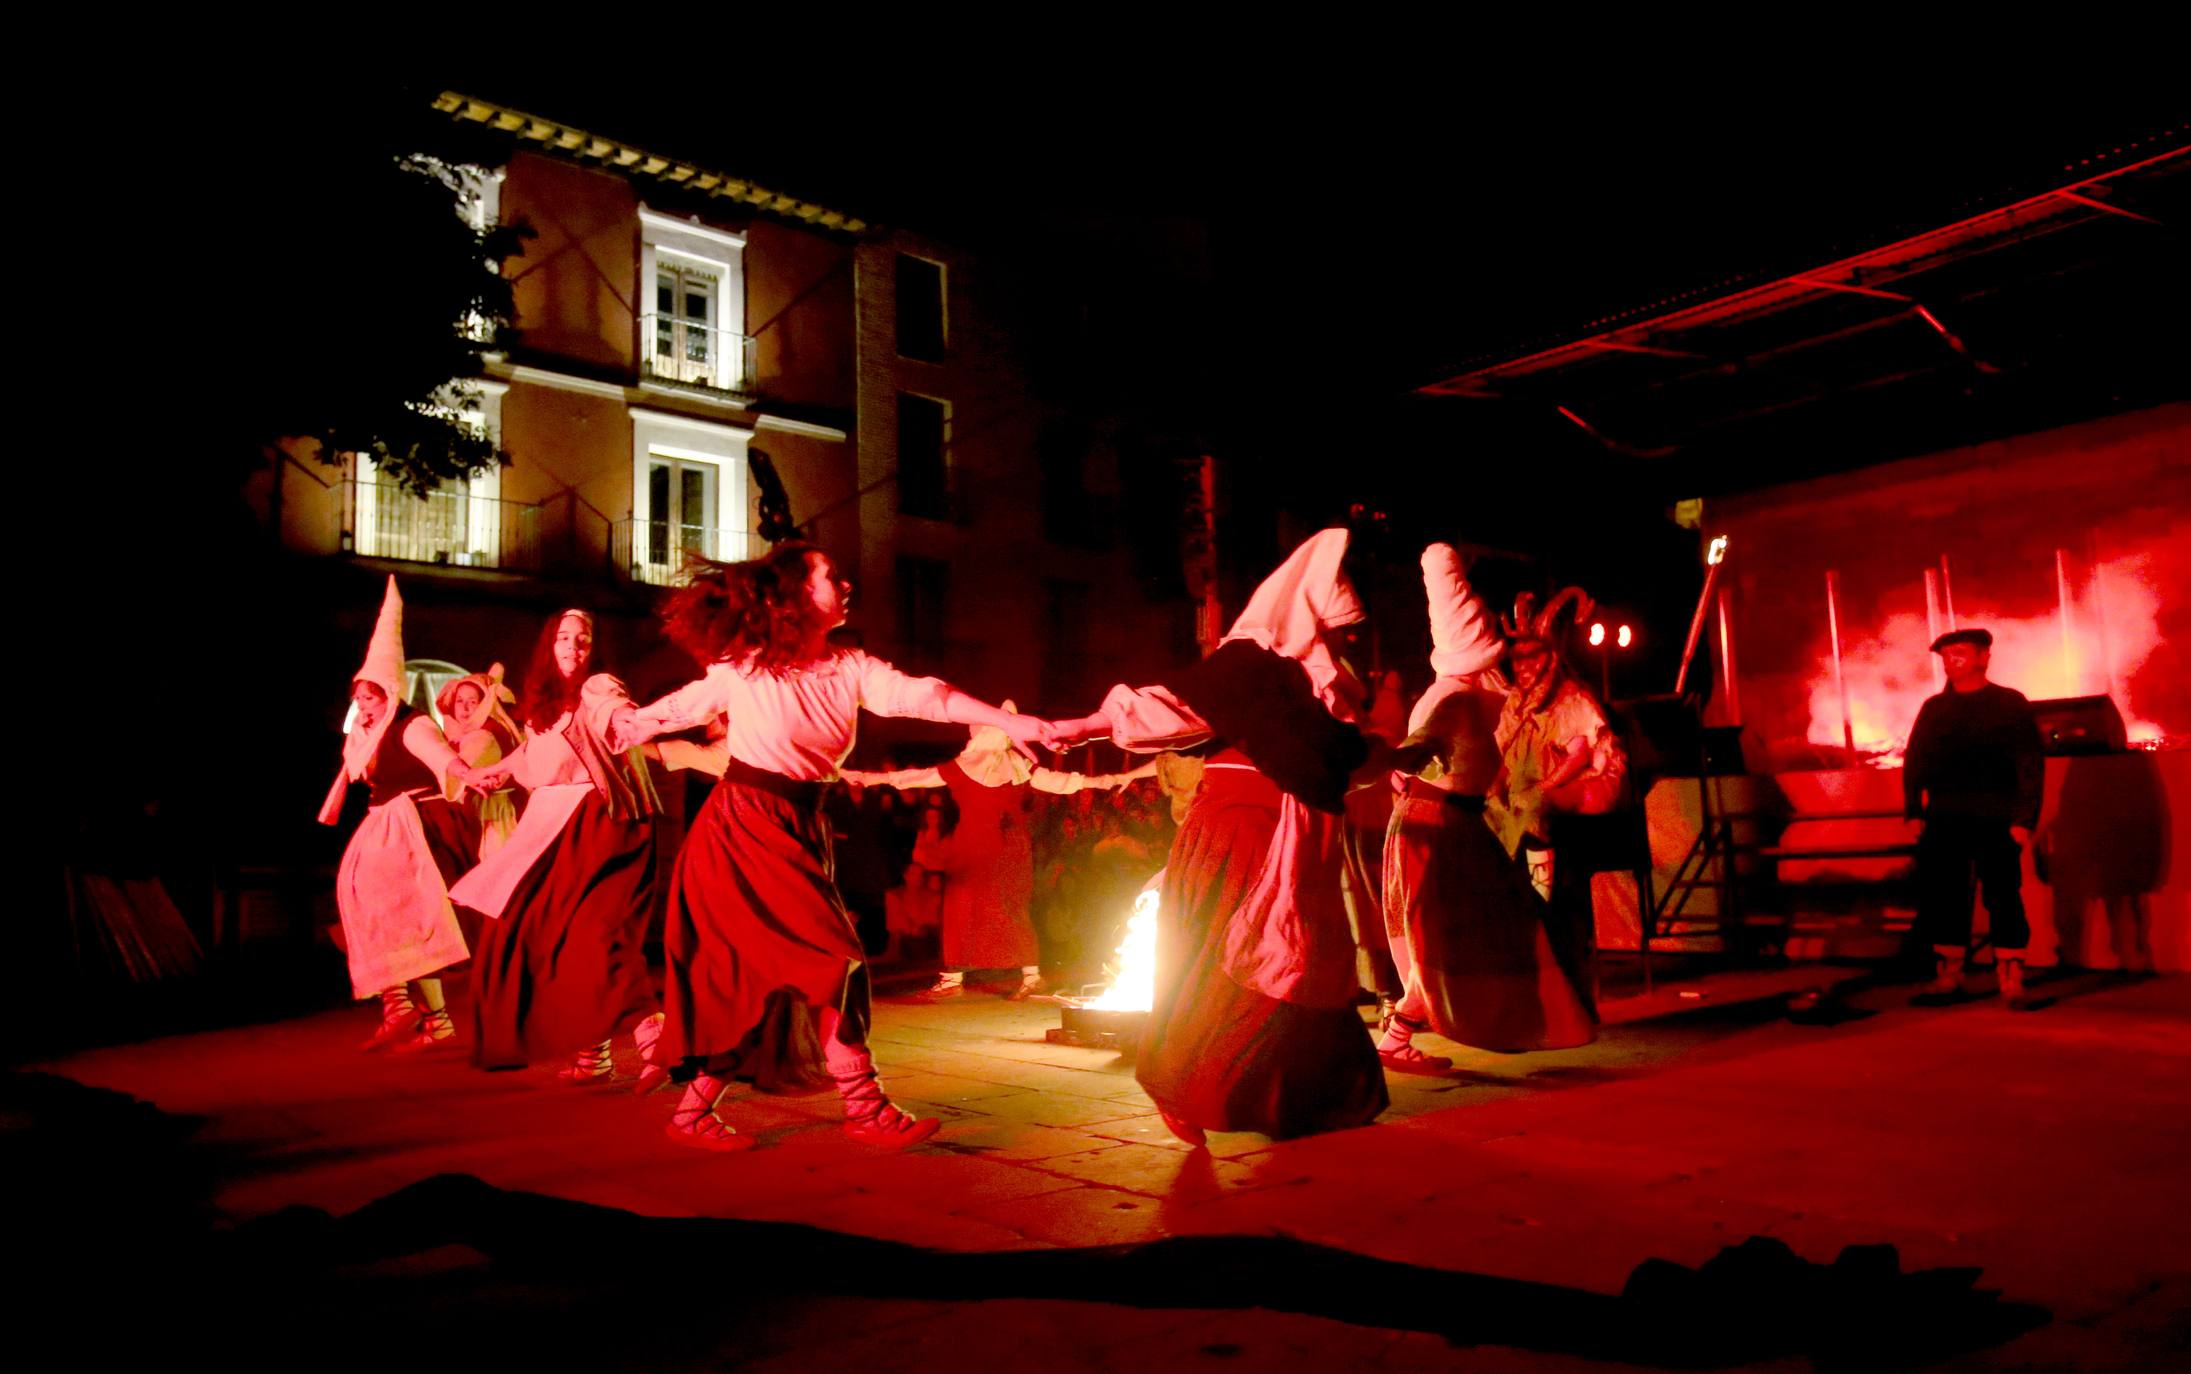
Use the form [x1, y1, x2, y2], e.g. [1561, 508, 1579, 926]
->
[1930, 628, 1993, 653]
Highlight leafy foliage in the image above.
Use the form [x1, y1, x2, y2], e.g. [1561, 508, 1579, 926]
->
[183, 91, 531, 496]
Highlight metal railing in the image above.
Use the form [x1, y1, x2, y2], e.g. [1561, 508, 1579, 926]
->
[611, 518, 756, 586]
[341, 479, 540, 571]
[640, 315, 758, 395]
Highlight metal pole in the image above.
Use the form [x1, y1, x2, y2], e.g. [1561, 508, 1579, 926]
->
[1923, 568, 1946, 692]
[2090, 531, 2123, 709]
[1675, 535, 1728, 697]
[1826, 570, 1855, 755]
[1938, 554, 1957, 631]
[2055, 547, 2078, 691]
[1714, 585, 1740, 723]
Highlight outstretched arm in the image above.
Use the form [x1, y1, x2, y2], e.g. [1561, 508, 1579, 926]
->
[854, 652, 1068, 751]
[402, 715, 470, 788]
[840, 766, 948, 790]
[1029, 759, 1160, 795]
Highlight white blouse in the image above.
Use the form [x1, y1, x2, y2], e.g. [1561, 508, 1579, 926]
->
[628, 649, 955, 782]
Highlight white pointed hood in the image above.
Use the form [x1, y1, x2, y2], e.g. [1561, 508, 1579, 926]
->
[1422, 543, 1502, 679]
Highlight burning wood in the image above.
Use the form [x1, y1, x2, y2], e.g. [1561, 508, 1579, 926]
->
[1046, 875, 1162, 1050]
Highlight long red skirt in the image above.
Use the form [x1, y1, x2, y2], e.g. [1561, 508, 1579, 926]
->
[660, 774, 843, 1091]
[468, 792, 660, 1069]
[940, 770, 1039, 970]
[1383, 780, 1596, 1052]
[1138, 766, 1387, 1139]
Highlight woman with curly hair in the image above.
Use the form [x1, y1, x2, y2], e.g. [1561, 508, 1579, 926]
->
[453, 609, 663, 1083]
[615, 542, 1064, 1152]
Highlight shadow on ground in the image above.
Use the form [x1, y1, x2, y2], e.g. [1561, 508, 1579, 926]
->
[6, 1070, 2045, 1370]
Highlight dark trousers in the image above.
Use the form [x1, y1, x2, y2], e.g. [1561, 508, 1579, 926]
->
[1915, 815, 2029, 953]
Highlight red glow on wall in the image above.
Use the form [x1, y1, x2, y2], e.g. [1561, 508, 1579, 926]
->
[1807, 542, 2176, 760]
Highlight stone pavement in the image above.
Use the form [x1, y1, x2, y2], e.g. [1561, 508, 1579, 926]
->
[15, 966, 2191, 1370]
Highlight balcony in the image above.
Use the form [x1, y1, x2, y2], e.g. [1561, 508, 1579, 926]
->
[640, 315, 757, 398]
[341, 480, 539, 572]
[612, 518, 756, 587]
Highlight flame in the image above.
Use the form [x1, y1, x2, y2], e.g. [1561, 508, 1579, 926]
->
[1807, 546, 2174, 758]
[1084, 881, 1161, 1012]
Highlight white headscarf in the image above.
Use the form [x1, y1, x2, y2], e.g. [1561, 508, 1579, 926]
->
[1220, 527, 1364, 716]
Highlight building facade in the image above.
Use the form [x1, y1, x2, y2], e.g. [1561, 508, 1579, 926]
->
[249, 92, 1190, 725]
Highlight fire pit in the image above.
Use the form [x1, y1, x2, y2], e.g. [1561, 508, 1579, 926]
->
[1046, 1003, 1148, 1052]
[1043, 877, 1161, 1053]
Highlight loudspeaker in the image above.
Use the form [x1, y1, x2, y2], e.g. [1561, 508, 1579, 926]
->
[2030, 695, 2127, 755]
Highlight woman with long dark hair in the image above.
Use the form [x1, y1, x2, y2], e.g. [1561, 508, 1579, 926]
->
[453, 609, 662, 1082]
[615, 542, 1063, 1152]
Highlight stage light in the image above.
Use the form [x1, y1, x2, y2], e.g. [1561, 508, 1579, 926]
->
[1617, 624, 1633, 648]
[1589, 622, 1606, 646]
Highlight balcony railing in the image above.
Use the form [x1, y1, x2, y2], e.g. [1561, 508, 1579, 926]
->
[612, 518, 756, 587]
[341, 479, 540, 572]
[640, 315, 758, 396]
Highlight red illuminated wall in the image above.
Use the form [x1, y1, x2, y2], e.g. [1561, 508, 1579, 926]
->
[1706, 402, 2191, 771]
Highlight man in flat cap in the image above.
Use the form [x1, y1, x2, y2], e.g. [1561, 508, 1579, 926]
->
[1904, 628, 2045, 1009]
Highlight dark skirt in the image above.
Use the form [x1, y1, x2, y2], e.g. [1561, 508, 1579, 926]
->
[661, 770, 849, 1091]
[1384, 780, 1597, 1052]
[1138, 766, 1388, 1139]
[468, 791, 660, 1069]
[417, 794, 486, 970]
[414, 794, 482, 887]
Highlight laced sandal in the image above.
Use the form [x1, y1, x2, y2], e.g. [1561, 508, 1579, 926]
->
[390, 1005, 456, 1055]
[910, 976, 964, 1003]
[1376, 1013, 1452, 1074]
[842, 1100, 941, 1149]
[1376, 1041, 1455, 1075]
[557, 1040, 614, 1084]
[833, 1061, 939, 1148]
[358, 989, 419, 1051]
[632, 1013, 670, 1094]
[664, 1082, 756, 1153]
[1158, 1109, 1207, 1148]
[1004, 973, 1047, 1002]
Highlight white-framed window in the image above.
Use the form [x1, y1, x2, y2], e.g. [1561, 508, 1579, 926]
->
[639, 208, 750, 395]
[625, 410, 753, 584]
[352, 382, 511, 567]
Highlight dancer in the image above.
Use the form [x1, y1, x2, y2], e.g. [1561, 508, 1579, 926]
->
[436, 663, 523, 862]
[614, 543, 1064, 1152]
[1379, 545, 1595, 1068]
[318, 577, 476, 1052]
[1343, 670, 1411, 1022]
[1483, 585, 1628, 897]
[1054, 528, 1432, 1144]
[453, 610, 662, 1083]
[842, 718, 1156, 1000]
